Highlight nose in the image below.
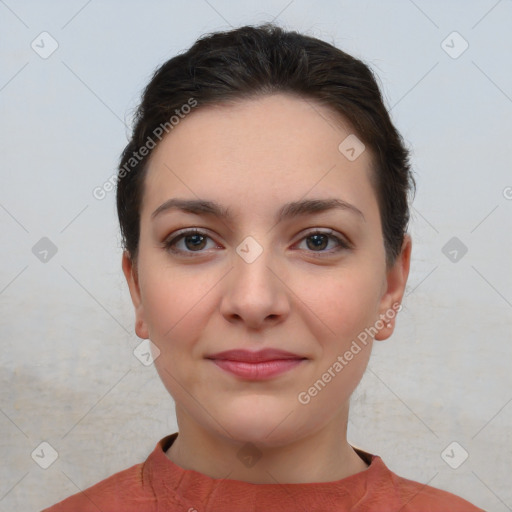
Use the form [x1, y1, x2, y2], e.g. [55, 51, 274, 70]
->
[219, 245, 290, 330]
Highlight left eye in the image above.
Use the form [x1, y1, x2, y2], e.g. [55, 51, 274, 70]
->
[295, 231, 349, 253]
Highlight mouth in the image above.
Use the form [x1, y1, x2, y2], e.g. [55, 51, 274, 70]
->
[206, 349, 307, 380]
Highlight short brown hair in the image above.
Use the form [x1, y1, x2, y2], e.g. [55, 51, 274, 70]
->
[116, 23, 415, 266]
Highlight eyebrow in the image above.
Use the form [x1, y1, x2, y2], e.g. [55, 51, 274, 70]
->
[151, 197, 365, 223]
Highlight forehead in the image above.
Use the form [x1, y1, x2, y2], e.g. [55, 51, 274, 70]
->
[141, 93, 379, 224]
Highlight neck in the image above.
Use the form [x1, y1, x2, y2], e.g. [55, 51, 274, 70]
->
[165, 406, 368, 484]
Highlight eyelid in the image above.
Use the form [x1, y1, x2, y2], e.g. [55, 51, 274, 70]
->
[164, 227, 215, 242]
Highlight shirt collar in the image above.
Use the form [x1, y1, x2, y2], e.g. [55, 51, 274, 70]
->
[141, 432, 399, 511]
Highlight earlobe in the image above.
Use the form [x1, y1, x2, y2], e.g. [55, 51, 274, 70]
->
[135, 318, 149, 339]
[374, 234, 412, 341]
[122, 251, 149, 339]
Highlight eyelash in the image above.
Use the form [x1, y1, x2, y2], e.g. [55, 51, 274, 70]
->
[163, 228, 351, 257]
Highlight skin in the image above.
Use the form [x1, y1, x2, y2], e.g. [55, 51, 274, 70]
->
[122, 93, 412, 484]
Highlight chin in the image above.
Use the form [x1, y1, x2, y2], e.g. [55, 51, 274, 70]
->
[212, 401, 306, 448]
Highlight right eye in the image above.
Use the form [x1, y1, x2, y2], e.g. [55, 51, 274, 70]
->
[163, 229, 222, 256]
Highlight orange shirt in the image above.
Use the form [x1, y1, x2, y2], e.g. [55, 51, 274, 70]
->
[43, 433, 485, 511]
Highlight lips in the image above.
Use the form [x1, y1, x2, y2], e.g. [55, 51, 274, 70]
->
[206, 348, 305, 363]
[206, 349, 307, 380]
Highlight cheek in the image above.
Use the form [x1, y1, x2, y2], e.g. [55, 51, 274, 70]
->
[295, 264, 383, 346]
[138, 260, 221, 352]
[140, 264, 213, 398]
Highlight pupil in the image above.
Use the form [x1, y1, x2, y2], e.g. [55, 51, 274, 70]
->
[187, 234, 206, 250]
[308, 234, 327, 251]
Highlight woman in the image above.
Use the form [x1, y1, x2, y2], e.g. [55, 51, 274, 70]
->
[44, 23, 484, 511]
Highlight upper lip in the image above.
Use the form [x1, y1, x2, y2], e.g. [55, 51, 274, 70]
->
[206, 349, 306, 363]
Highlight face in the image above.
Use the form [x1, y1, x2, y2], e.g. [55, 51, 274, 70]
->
[123, 93, 411, 447]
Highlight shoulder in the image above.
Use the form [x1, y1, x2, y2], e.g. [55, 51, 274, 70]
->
[41, 434, 177, 512]
[366, 453, 486, 512]
[41, 462, 155, 512]
[392, 473, 485, 511]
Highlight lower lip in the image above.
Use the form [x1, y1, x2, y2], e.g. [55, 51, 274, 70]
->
[210, 359, 305, 379]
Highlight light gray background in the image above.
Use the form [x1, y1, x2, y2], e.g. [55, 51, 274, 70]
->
[1, 1, 511, 510]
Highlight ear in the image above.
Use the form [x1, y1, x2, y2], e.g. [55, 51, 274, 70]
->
[122, 251, 149, 339]
[374, 234, 412, 341]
